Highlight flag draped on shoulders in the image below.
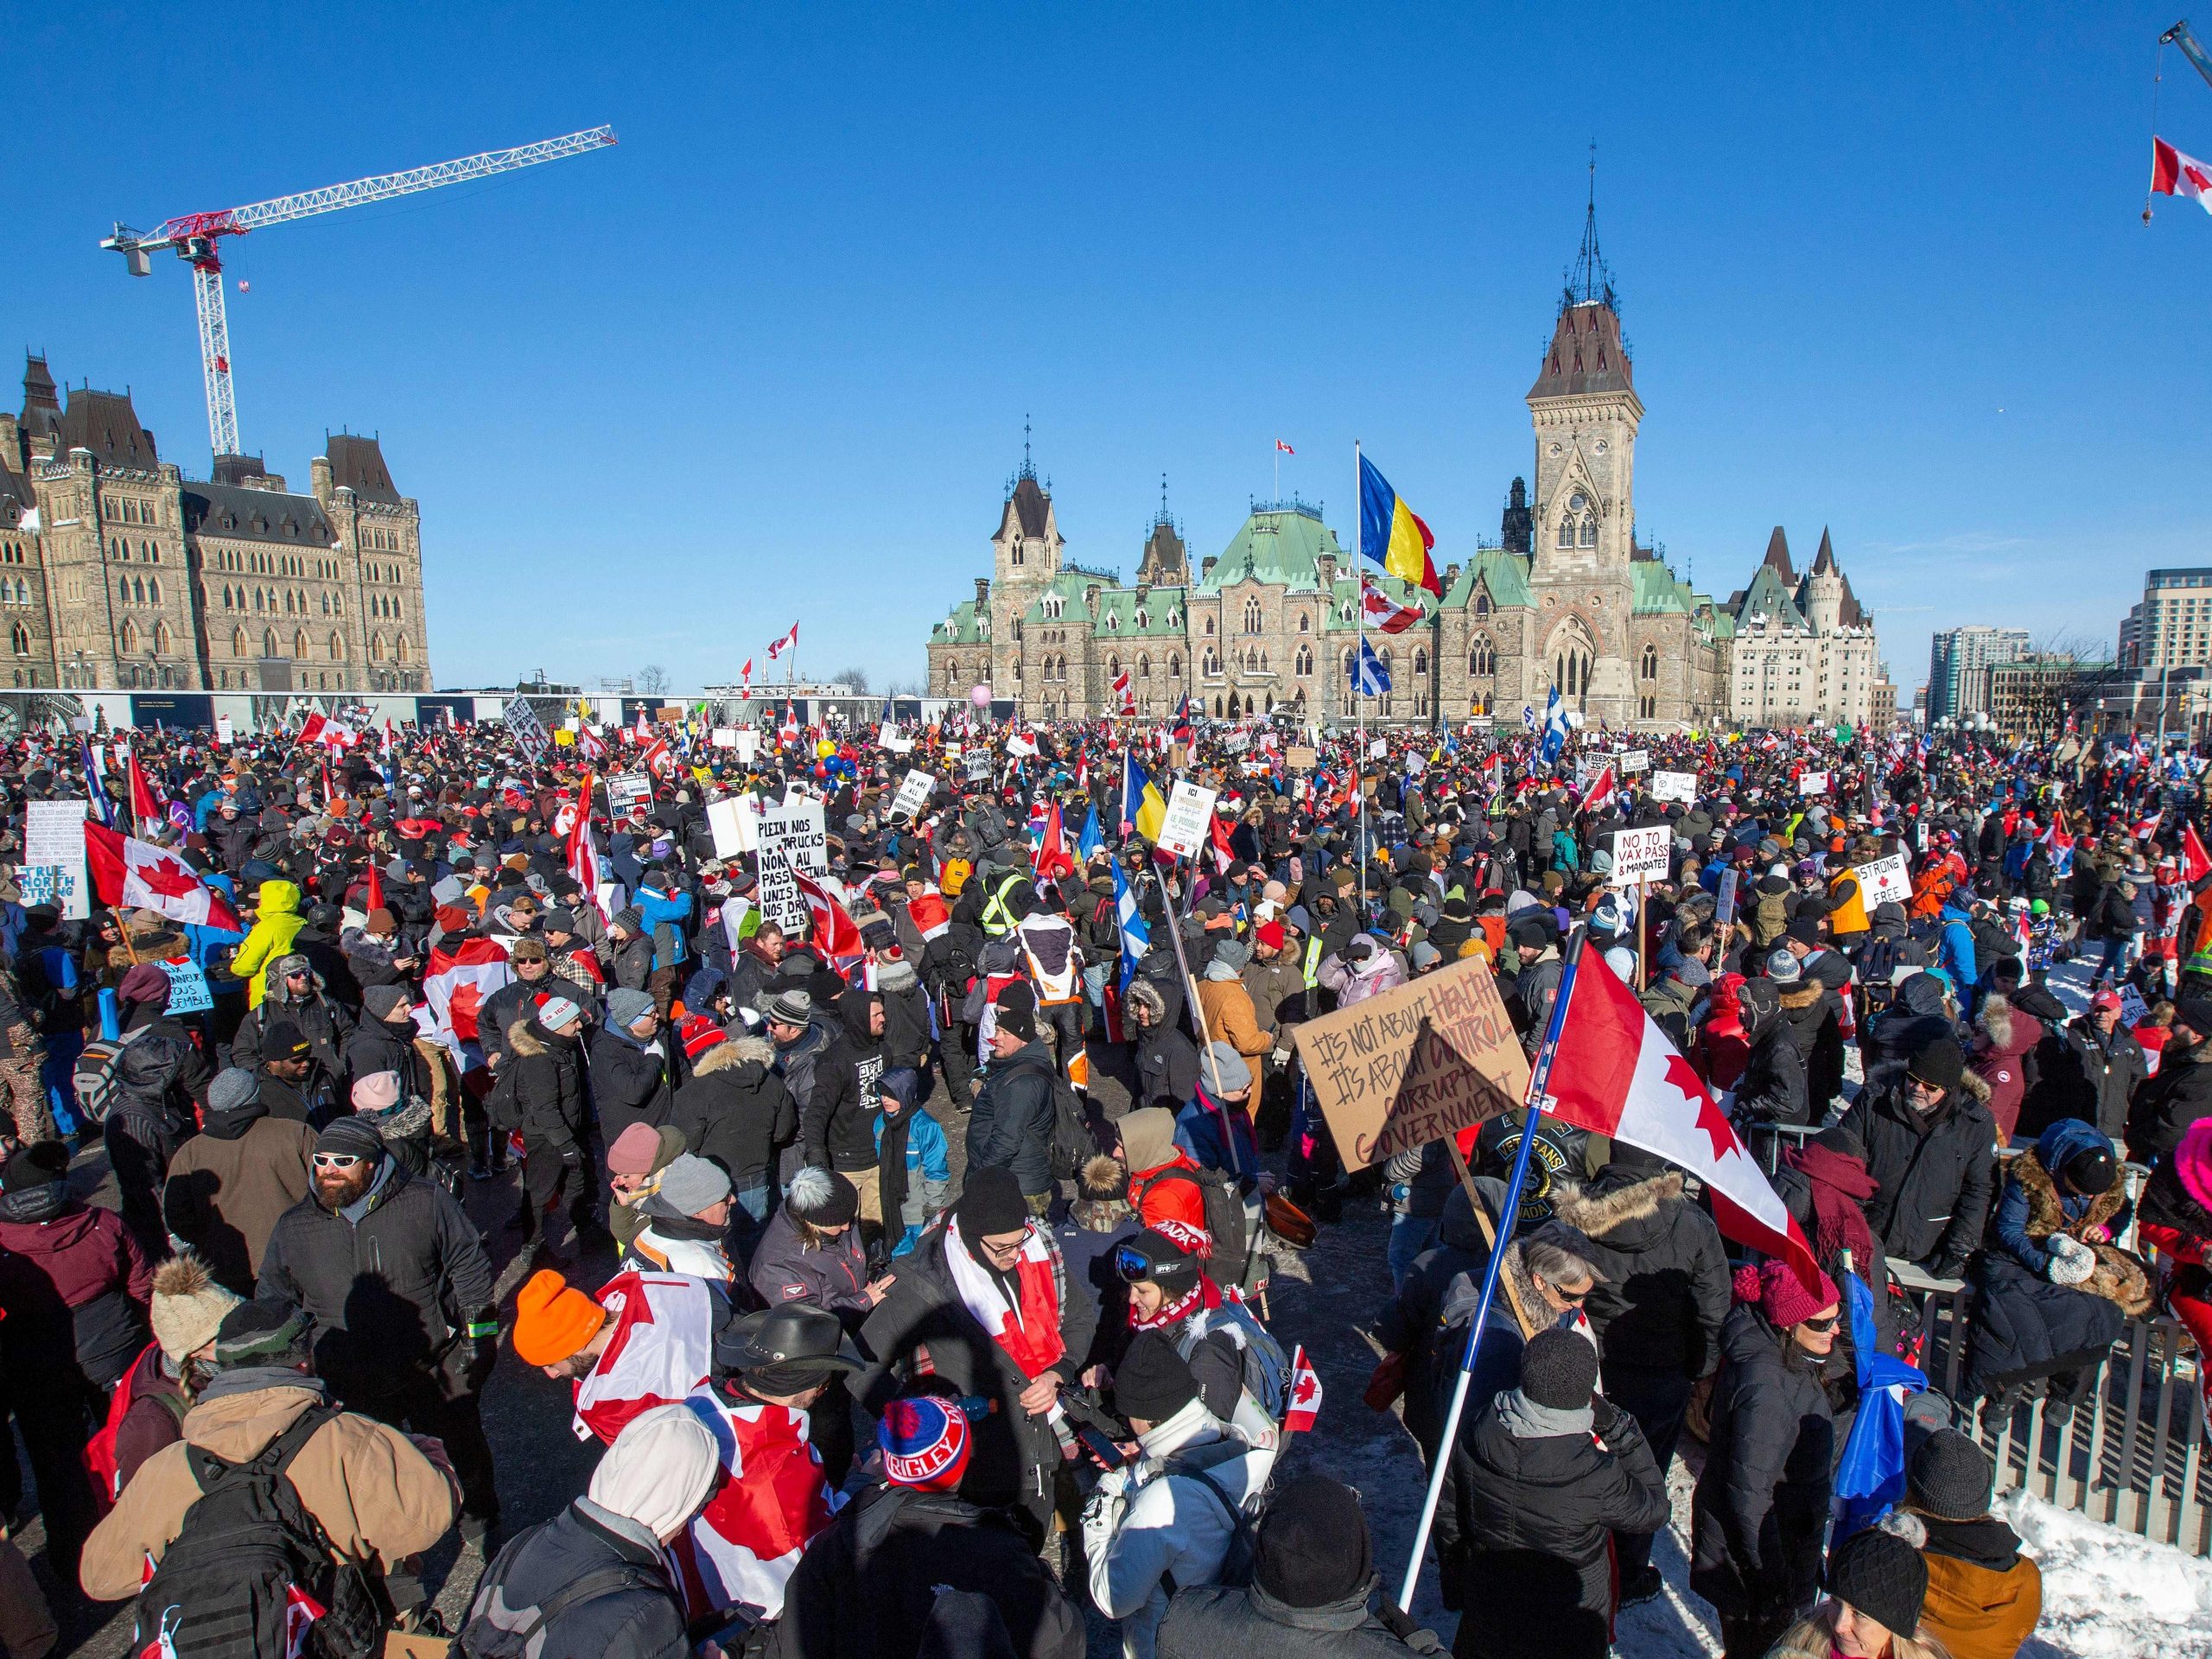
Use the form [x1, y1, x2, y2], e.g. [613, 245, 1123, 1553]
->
[423, 937, 514, 1050]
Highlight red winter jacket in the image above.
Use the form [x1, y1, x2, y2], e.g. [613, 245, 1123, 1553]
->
[0, 1200, 154, 1389]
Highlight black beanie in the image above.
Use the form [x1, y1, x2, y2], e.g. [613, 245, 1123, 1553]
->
[996, 981, 1037, 1043]
[1905, 1036, 1965, 1095]
[1825, 1526, 1927, 1638]
[1114, 1331, 1198, 1423]
[0, 1140, 69, 1194]
[1253, 1476, 1373, 1609]
[2062, 1141, 2117, 1198]
[956, 1166, 1028, 1238]
[1908, 1428, 1994, 1522]
[1518, 1328, 1599, 1412]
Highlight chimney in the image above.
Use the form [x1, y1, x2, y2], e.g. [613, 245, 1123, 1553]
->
[1084, 584, 1101, 618]
[1202, 556, 1219, 580]
[1444, 563, 1460, 589]
[974, 576, 990, 607]
[309, 455, 334, 504]
[1317, 553, 1337, 588]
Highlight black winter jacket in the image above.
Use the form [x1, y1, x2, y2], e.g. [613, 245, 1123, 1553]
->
[1451, 1397, 1669, 1659]
[1734, 1020, 1808, 1129]
[588, 1027, 679, 1145]
[1836, 1075, 1998, 1274]
[806, 995, 889, 1174]
[344, 1013, 434, 1101]
[769, 1481, 1084, 1659]
[672, 1036, 795, 1187]
[1689, 1306, 1834, 1624]
[1160, 1581, 1441, 1659]
[461, 1501, 688, 1659]
[748, 1203, 873, 1321]
[255, 1155, 494, 1403]
[966, 1040, 1058, 1198]
[1135, 1022, 1202, 1115]
[2127, 1041, 2212, 1165]
[231, 988, 353, 1080]
[1556, 1168, 1730, 1380]
[498, 1018, 588, 1154]
[2024, 1016, 2147, 1147]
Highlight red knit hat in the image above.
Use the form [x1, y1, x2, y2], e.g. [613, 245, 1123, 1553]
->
[1733, 1257, 1839, 1329]
[1256, 919, 1287, 952]
[678, 1014, 729, 1061]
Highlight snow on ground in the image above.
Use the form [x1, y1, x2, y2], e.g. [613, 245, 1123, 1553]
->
[2000, 1489, 2212, 1659]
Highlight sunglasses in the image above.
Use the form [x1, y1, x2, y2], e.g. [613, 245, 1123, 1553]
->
[311, 1153, 364, 1170]
[1537, 1277, 1590, 1306]
[1800, 1313, 1840, 1333]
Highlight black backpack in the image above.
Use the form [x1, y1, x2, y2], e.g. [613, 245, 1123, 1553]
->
[1855, 935, 1900, 1019]
[1138, 1164, 1253, 1290]
[134, 1406, 386, 1659]
[457, 1553, 663, 1659]
[1046, 1070, 1099, 1183]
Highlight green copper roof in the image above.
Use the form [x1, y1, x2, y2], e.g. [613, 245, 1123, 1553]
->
[1735, 562, 1806, 629]
[1090, 585, 1188, 637]
[931, 598, 988, 645]
[1198, 507, 1347, 593]
[1444, 550, 1534, 611]
[1631, 560, 1695, 616]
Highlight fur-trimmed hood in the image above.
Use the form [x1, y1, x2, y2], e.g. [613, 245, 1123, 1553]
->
[691, 1034, 776, 1077]
[1554, 1170, 1685, 1241]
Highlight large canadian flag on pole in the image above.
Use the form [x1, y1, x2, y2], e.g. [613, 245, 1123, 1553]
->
[792, 869, 863, 959]
[85, 821, 242, 931]
[1541, 949, 1821, 1288]
[423, 937, 514, 1049]
[2154, 137, 2212, 213]
[296, 711, 359, 751]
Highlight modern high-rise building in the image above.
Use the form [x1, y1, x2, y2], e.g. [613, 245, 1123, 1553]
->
[2126, 569, 2212, 672]
[1927, 626, 2028, 722]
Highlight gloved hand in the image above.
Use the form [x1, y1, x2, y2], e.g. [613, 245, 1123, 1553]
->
[1590, 1396, 1621, 1437]
[462, 1335, 500, 1392]
[2047, 1234, 2096, 1287]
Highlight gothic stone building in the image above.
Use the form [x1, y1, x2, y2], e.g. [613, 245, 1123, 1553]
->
[1723, 526, 1882, 729]
[0, 353, 431, 693]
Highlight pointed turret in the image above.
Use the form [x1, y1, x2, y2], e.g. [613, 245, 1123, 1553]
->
[1809, 527, 1837, 575]
[1761, 527, 1795, 586]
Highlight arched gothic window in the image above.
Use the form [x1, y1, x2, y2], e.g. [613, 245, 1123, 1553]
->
[1414, 647, 1428, 676]
[1641, 645, 1659, 682]
[1580, 514, 1598, 548]
[1243, 598, 1262, 634]
[1471, 634, 1496, 677]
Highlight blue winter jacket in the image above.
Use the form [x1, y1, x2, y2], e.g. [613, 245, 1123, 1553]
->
[872, 1107, 951, 1256]
[1993, 1118, 2129, 1276]
[635, 882, 694, 970]
[1938, 898, 1980, 993]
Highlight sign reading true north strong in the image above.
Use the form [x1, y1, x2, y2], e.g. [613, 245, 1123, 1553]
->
[1294, 957, 1531, 1169]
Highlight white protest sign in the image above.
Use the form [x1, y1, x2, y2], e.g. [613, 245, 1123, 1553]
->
[605, 772, 653, 820]
[880, 732, 914, 754]
[1609, 824, 1672, 888]
[889, 768, 936, 822]
[711, 727, 740, 750]
[1157, 780, 1219, 860]
[216, 715, 234, 745]
[1799, 771, 1831, 797]
[755, 796, 829, 936]
[17, 864, 86, 920]
[503, 696, 550, 759]
[1853, 853, 1911, 906]
[706, 796, 753, 859]
[1368, 738, 1388, 760]
[734, 729, 760, 763]
[1651, 770, 1698, 804]
[1716, 867, 1741, 929]
[2121, 984, 2151, 1028]
[1618, 749, 1650, 774]
[23, 799, 90, 920]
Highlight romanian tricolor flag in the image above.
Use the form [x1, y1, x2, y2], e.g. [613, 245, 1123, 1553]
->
[1358, 453, 1440, 597]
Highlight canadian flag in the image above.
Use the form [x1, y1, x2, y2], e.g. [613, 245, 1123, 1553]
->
[2187, 822, 2212, 885]
[296, 712, 357, 751]
[1542, 949, 1821, 1290]
[739, 658, 754, 701]
[1033, 801, 1076, 883]
[1284, 1343, 1322, 1433]
[1359, 577, 1425, 635]
[571, 1272, 716, 1445]
[766, 622, 799, 661]
[85, 821, 242, 931]
[567, 776, 603, 908]
[423, 937, 514, 1049]
[577, 725, 607, 763]
[126, 744, 162, 828]
[1577, 765, 1617, 817]
[779, 702, 800, 746]
[1111, 668, 1134, 715]
[639, 736, 674, 780]
[1274, 439, 1295, 455]
[793, 868, 863, 959]
[2154, 137, 2212, 213]
[634, 709, 652, 741]
[2135, 810, 2164, 842]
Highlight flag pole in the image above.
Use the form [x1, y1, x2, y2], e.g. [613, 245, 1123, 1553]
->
[1396, 932, 1585, 1612]
[1354, 439, 1366, 925]
[1147, 855, 1247, 1182]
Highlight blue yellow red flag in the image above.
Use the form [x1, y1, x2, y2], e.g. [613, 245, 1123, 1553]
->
[1358, 454, 1440, 597]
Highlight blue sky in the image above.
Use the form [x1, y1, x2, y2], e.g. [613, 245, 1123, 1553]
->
[13, 3, 2210, 696]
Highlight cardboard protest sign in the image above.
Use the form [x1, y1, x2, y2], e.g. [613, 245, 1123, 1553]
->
[1609, 824, 1672, 887]
[503, 697, 550, 759]
[605, 772, 653, 820]
[755, 796, 828, 936]
[23, 800, 89, 921]
[1293, 957, 1532, 1168]
[1158, 780, 1218, 860]
[889, 769, 936, 821]
[1651, 769, 1698, 804]
[215, 715, 234, 744]
[1853, 853, 1911, 906]
[1286, 746, 1319, 770]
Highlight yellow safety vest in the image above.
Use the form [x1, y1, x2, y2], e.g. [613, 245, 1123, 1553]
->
[979, 871, 1026, 938]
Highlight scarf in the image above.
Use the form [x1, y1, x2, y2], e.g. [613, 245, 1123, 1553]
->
[1494, 1385, 1593, 1441]
[944, 1215, 1065, 1381]
[1131, 1274, 1223, 1332]
[878, 1106, 914, 1238]
[1786, 1141, 1879, 1269]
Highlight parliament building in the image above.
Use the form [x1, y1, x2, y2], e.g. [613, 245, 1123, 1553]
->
[0, 353, 431, 694]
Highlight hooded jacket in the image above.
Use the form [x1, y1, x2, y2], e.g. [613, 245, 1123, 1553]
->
[2126, 1035, 2212, 1165]
[672, 1036, 796, 1189]
[1967, 995, 2043, 1144]
[499, 1016, 589, 1154]
[1989, 1118, 2152, 1315]
[461, 1499, 689, 1659]
[1836, 1071, 1998, 1274]
[229, 957, 354, 1078]
[1119, 1107, 1210, 1241]
[0, 1192, 153, 1389]
[588, 1023, 680, 1146]
[231, 880, 306, 1007]
[80, 1379, 456, 1604]
[1555, 1167, 1731, 1380]
[1884, 1509, 2044, 1659]
[967, 1038, 1058, 1198]
[162, 1098, 320, 1291]
[806, 993, 889, 1175]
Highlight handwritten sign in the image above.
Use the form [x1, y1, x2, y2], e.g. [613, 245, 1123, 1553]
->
[755, 796, 828, 936]
[1651, 769, 1698, 804]
[1618, 749, 1650, 774]
[1798, 770, 1830, 797]
[503, 696, 550, 759]
[1157, 780, 1219, 860]
[889, 768, 936, 822]
[1286, 746, 1319, 770]
[1853, 853, 1911, 907]
[25, 799, 88, 869]
[1610, 824, 1672, 887]
[1293, 957, 1532, 1169]
[17, 864, 86, 920]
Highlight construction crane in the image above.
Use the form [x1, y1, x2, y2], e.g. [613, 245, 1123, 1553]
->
[102, 125, 617, 463]
[2167, 20, 2212, 89]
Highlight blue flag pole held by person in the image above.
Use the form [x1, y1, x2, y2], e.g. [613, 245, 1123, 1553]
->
[1833, 1253, 1927, 1539]
[1146, 856, 1247, 1182]
[1397, 935, 1586, 1611]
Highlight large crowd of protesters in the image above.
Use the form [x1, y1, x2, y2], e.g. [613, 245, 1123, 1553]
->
[0, 702, 2203, 1659]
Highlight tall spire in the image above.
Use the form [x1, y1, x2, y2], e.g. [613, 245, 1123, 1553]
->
[1563, 143, 1618, 315]
[1018, 414, 1035, 482]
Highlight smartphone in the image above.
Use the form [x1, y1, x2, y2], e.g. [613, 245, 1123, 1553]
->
[1077, 1425, 1127, 1470]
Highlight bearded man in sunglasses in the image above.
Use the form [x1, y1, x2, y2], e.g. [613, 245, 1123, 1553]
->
[257, 1114, 504, 1548]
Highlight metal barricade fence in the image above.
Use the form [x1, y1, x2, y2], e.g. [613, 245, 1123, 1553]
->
[1745, 1121, 2210, 1554]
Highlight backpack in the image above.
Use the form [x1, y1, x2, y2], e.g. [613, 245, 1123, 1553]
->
[1138, 1165, 1253, 1291]
[1855, 935, 1900, 1020]
[1184, 1298, 1290, 1423]
[1046, 1070, 1098, 1183]
[133, 1405, 387, 1659]
[457, 1552, 661, 1659]
[83, 1341, 184, 1512]
[1971, 913, 2019, 968]
[73, 1028, 146, 1128]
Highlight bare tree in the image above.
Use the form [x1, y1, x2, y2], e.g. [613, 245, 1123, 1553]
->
[883, 677, 925, 698]
[636, 664, 670, 696]
[830, 666, 871, 693]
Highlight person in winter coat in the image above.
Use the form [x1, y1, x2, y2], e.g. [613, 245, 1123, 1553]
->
[876, 1065, 950, 1257]
[161, 1067, 318, 1293]
[1553, 1147, 1731, 1602]
[2126, 995, 2212, 1163]
[1448, 1329, 1669, 1659]
[1373, 1182, 1494, 1459]
[1967, 1116, 2151, 1418]
[1770, 1125, 1900, 1390]
[1834, 1036, 1997, 1280]
[1859, 972, 1956, 1102]
[968, 993, 1059, 1211]
[0, 1141, 152, 1585]
[627, 1153, 741, 1284]
[1081, 1332, 1267, 1659]
[1116, 1106, 1212, 1245]
[479, 939, 594, 1074]
[102, 1021, 202, 1257]
[589, 987, 682, 1147]
[1936, 893, 1980, 1001]
[496, 999, 595, 1259]
[80, 1298, 458, 1609]
[457, 1403, 716, 1659]
[2020, 988, 2145, 1147]
[343, 983, 435, 1102]
[1319, 935, 1407, 1012]
[806, 988, 892, 1231]
[1195, 946, 1273, 1071]
[108, 1252, 245, 1498]
[603, 906, 655, 994]
[1881, 1430, 2042, 1659]
[857, 1169, 1097, 1537]
[747, 1166, 887, 1485]
[771, 1390, 1085, 1659]
[1689, 1258, 1841, 1659]
[1108, 1229, 1283, 1462]
[1967, 991, 2043, 1145]
[228, 877, 306, 1008]
[1158, 1476, 1444, 1659]
[1765, 1527, 1948, 1659]
[229, 954, 354, 1078]
[257, 1116, 500, 1538]
[1127, 977, 1201, 1115]
[1731, 977, 1810, 1129]
[671, 1027, 796, 1234]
